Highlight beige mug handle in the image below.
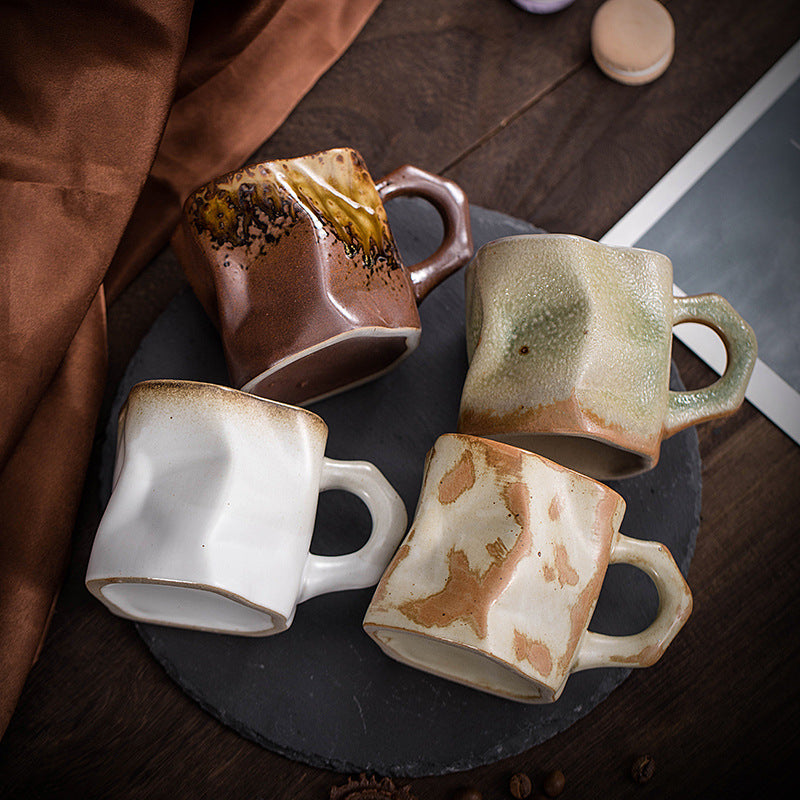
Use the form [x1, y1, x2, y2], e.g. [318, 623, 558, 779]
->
[572, 532, 692, 673]
[376, 165, 473, 303]
[664, 293, 757, 437]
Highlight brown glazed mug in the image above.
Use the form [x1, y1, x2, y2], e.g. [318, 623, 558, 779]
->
[173, 147, 473, 405]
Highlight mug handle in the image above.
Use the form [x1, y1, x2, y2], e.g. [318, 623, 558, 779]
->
[572, 533, 692, 673]
[376, 165, 473, 303]
[297, 459, 408, 603]
[663, 293, 757, 437]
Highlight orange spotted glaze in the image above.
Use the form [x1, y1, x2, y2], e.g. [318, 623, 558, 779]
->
[363, 434, 691, 704]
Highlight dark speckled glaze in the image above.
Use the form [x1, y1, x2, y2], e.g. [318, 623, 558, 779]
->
[173, 148, 473, 405]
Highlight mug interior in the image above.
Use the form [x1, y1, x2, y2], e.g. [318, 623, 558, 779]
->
[485, 432, 653, 480]
[241, 326, 420, 405]
[367, 627, 553, 703]
[99, 581, 282, 635]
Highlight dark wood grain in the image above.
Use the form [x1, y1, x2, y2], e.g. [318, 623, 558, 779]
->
[250, 0, 612, 177]
[444, 0, 800, 238]
[2, 0, 799, 798]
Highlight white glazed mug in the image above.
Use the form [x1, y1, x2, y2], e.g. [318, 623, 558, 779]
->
[363, 434, 692, 703]
[86, 380, 407, 635]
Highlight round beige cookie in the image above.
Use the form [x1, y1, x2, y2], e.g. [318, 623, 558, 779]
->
[591, 0, 675, 85]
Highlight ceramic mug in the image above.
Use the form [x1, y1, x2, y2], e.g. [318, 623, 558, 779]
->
[86, 380, 407, 636]
[173, 147, 473, 406]
[363, 434, 692, 703]
[457, 234, 757, 479]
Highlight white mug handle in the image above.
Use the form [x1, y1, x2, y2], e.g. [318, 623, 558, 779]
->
[297, 458, 407, 603]
[572, 532, 693, 673]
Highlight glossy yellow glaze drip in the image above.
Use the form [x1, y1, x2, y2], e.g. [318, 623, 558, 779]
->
[198, 191, 240, 246]
[193, 149, 391, 257]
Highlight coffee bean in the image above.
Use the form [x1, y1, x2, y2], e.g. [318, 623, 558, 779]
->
[451, 787, 482, 800]
[631, 754, 656, 783]
[509, 772, 532, 798]
[542, 769, 566, 797]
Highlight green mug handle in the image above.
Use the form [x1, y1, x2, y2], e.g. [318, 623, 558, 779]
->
[663, 293, 757, 438]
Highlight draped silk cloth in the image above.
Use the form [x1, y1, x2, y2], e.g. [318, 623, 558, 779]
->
[0, 0, 380, 738]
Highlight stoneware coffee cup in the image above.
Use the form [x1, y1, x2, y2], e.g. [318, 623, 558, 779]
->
[457, 234, 757, 479]
[86, 380, 407, 636]
[173, 147, 473, 406]
[363, 434, 692, 703]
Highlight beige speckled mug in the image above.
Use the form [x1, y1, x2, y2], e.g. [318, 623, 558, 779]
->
[457, 234, 757, 479]
[363, 434, 692, 704]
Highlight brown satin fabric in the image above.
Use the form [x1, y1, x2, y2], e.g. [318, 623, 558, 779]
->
[0, 0, 380, 738]
[107, 0, 382, 302]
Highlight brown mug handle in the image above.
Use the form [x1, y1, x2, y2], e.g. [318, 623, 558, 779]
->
[376, 165, 473, 303]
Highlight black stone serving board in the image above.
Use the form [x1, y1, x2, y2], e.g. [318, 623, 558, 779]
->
[99, 199, 701, 777]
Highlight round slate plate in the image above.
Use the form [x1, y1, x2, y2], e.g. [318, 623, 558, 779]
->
[100, 200, 700, 777]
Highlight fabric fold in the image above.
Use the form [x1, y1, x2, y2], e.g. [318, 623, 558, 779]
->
[0, 0, 380, 739]
[108, 0, 382, 298]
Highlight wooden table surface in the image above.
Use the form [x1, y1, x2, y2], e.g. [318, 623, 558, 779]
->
[2, 1, 799, 798]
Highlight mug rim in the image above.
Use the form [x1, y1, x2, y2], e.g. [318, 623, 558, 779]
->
[470, 232, 674, 267]
[86, 575, 288, 637]
[362, 620, 557, 703]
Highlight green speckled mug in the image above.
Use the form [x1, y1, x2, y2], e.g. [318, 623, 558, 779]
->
[457, 234, 757, 480]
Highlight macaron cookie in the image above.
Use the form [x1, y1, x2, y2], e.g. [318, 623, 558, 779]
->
[591, 0, 675, 85]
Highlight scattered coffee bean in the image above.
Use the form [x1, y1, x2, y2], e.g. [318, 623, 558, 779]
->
[509, 772, 532, 798]
[451, 787, 482, 800]
[631, 754, 656, 783]
[542, 769, 566, 797]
